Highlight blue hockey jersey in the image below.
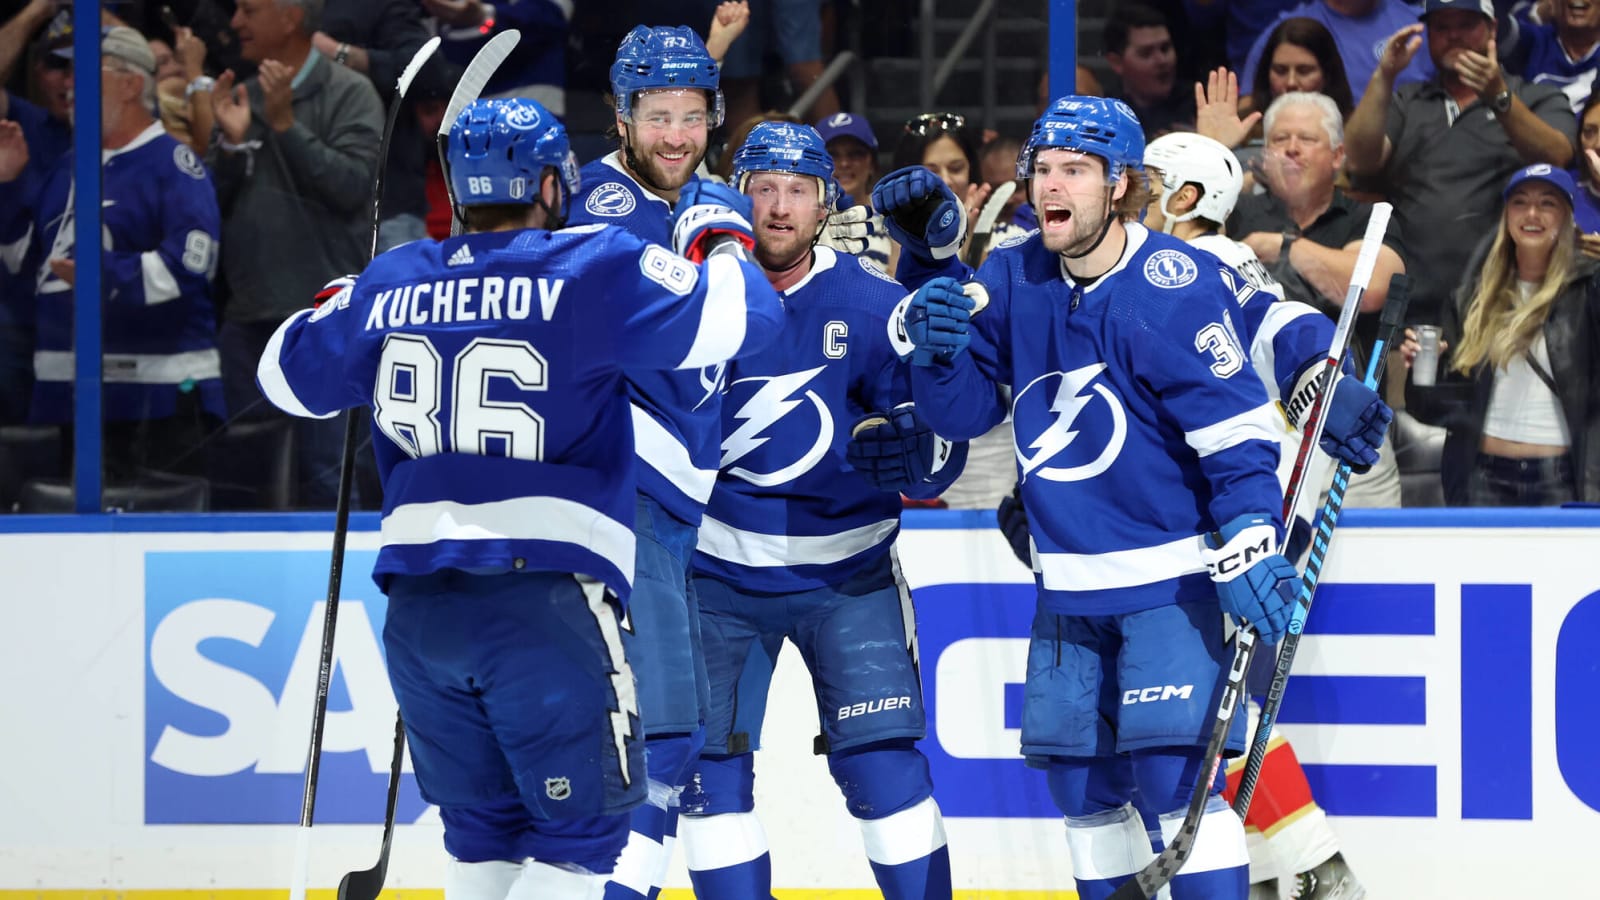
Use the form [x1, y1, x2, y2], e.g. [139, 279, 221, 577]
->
[567, 151, 726, 528]
[257, 224, 784, 599]
[694, 246, 966, 592]
[903, 225, 1285, 615]
[0, 122, 224, 423]
[1504, 3, 1600, 113]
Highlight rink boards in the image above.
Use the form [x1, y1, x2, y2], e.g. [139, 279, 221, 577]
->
[0, 507, 1595, 896]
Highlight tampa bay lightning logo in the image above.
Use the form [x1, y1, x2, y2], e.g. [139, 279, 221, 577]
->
[1143, 249, 1198, 289]
[585, 183, 637, 218]
[721, 366, 833, 487]
[1013, 363, 1128, 482]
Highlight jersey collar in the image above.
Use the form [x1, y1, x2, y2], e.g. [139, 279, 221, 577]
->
[780, 244, 838, 296]
[1058, 221, 1148, 293]
[599, 150, 677, 213]
[102, 121, 166, 163]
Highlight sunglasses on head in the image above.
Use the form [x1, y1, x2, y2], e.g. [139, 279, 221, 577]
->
[904, 112, 966, 137]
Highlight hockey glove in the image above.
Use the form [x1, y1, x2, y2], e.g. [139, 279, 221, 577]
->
[1318, 375, 1393, 472]
[1201, 513, 1297, 645]
[672, 180, 757, 264]
[847, 404, 939, 492]
[819, 201, 883, 256]
[872, 166, 967, 261]
[903, 277, 976, 366]
[996, 484, 1032, 567]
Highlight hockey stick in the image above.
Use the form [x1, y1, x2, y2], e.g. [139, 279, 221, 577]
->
[436, 29, 521, 236]
[962, 180, 1016, 266]
[1106, 206, 1392, 900]
[288, 36, 440, 900]
[1231, 274, 1411, 818]
[332, 34, 523, 900]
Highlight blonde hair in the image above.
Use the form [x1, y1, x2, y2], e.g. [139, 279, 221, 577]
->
[1452, 205, 1577, 374]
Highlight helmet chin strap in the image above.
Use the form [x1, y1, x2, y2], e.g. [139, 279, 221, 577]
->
[1062, 185, 1121, 264]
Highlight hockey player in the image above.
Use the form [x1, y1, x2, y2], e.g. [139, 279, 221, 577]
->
[565, 26, 727, 900]
[255, 98, 784, 900]
[1145, 132, 1367, 900]
[884, 96, 1301, 900]
[676, 121, 964, 900]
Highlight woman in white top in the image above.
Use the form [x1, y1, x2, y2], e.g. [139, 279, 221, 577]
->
[1408, 164, 1600, 506]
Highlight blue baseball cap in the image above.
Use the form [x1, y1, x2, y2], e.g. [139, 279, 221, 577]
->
[1419, 0, 1494, 20]
[814, 112, 878, 151]
[1503, 164, 1576, 206]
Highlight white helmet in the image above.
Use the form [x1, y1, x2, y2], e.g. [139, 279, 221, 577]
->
[1143, 133, 1244, 234]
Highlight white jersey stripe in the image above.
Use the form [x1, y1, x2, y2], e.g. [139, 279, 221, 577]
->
[678, 253, 749, 370]
[36, 348, 221, 385]
[1184, 401, 1283, 458]
[256, 310, 335, 420]
[1037, 533, 1209, 592]
[381, 497, 636, 584]
[631, 404, 718, 506]
[696, 513, 899, 568]
[141, 250, 181, 304]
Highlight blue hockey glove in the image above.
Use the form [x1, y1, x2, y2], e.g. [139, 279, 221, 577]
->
[871, 166, 967, 261]
[902, 277, 976, 366]
[847, 405, 938, 492]
[1319, 375, 1393, 472]
[672, 180, 756, 264]
[996, 485, 1032, 567]
[1201, 513, 1297, 644]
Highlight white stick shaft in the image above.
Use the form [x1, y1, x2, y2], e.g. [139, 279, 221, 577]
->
[290, 826, 311, 900]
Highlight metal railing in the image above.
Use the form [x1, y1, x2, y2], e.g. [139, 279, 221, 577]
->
[919, 0, 1000, 128]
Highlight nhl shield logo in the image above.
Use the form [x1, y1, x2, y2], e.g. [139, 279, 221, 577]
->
[545, 777, 572, 801]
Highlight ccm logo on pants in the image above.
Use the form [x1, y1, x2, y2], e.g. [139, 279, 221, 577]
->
[1122, 684, 1195, 705]
[839, 696, 914, 719]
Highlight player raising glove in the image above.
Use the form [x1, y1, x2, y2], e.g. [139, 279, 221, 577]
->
[1318, 375, 1392, 471]
[846, 404, 950, 492]
[900, 276, 977, 366]
[672, 180, 757, 263]
[818, 199, 882, 256]
[1201, 513, 1298, 644]
[871, 165, 967, 260]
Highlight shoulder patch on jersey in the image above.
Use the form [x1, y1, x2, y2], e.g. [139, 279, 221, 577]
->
[857, 254, 899, 284]
[172, 144, 207, 181]
[996, 228, 1037, 249]
[584, 183, 637, 218]
[1143, 248, 1199, 289]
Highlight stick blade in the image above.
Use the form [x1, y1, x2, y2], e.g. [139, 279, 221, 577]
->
[396, 36, 442, 97]
[439, 29, 522, 138]
[338, 860, 389, 900]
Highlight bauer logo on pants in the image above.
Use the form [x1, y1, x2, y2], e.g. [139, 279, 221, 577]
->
[142, 550, 429, 825]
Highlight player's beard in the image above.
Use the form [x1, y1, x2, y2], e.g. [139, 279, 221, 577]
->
[623, 128, 706, 193]
[1038, 191, 1113, 257]
[754, 220, 819, 274]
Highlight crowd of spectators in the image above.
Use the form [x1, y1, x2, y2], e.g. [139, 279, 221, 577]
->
[2, 0, 1596, 511]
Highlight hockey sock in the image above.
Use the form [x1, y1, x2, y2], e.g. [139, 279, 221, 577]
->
[1063, 802, 1153, 900]
[679, 811, 774, 900]
[1225, 734, 1339, 876]
[445, 858, 523, 900]
[1159, 795, 1250, 900]
[604, 732, 701, 900]
[858, 796, 952, 900]
[507, 860, 607, 900]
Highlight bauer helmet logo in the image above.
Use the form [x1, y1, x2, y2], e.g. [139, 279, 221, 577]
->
[545, 777, 572, 801]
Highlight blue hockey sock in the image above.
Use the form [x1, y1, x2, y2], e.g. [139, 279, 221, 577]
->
[679, 811, 773, 900]
[859, 796, 952, 900]
[604, 733, 702, 900]
[1064, 803, 1154, 900]
[1160, 795, 1250, 900]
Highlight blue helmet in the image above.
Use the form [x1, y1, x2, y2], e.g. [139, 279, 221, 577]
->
[610, 25, 724, 127]
[446, 98, 581, 210]
[1017, 96, 1145, 184]
[731, 121, 838, 209]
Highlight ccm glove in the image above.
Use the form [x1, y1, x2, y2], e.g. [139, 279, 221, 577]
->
[1201, 513, 1297, 644]
[902, 277, 976, 366]
[1319, 375, 1393, 472]
[996, 484, 1032, 567]
[872, 166, 967, 260]
[847, 404, 943, 492]
[672, 180, 757, 263]
[819, 201, 883, 256]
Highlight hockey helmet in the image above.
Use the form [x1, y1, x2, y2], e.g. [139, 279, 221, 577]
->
[446, 98, 581, 209]
[1143, 132, 1244, 231]
[731, 121, 839, 210]
[610, 25, 724, 127]
[1017, 96, 1145, 184]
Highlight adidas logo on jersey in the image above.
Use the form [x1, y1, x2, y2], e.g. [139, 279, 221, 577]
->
[447, 245, 475, 267]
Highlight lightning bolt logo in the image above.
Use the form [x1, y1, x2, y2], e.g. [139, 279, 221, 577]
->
[1016, 362, 1128, 483]
[692, 362, 727, 411]
[722, 366, 828, 466]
